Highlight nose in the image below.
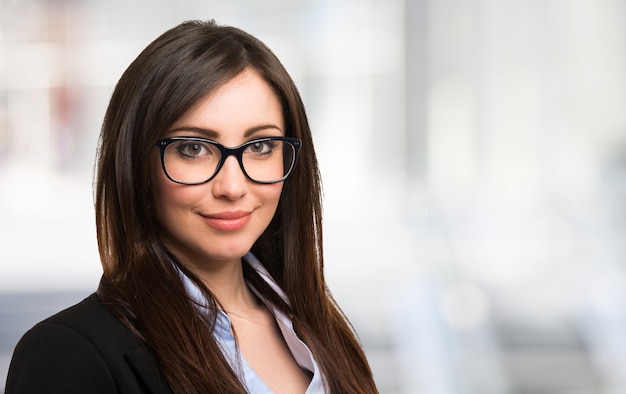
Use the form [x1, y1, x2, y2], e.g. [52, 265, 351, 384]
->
[211, 155, 248, 200]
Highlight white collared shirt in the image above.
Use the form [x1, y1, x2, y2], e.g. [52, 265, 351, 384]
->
[177, 252, 327, 393]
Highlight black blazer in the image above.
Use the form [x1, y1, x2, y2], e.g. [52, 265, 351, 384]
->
[5, 293, 171, 393]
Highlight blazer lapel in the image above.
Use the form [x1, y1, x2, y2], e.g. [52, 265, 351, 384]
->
[125, 348, 172, 393]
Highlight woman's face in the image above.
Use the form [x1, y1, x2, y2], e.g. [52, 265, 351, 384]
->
[152, 69, 285, 272]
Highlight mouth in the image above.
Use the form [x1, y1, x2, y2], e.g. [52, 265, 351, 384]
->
[201, 210, 252, 232]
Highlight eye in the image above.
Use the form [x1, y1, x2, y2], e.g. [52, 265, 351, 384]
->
[247, 140, 276, 155]
[175, 141, 213, 158]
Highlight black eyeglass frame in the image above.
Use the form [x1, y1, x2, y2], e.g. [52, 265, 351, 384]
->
[156, 136, 302, 185]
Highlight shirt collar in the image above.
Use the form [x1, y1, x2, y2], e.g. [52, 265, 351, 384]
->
[173, 253, 327, 392]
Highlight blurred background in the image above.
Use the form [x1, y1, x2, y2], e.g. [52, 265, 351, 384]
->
[1, 0, 626, 393]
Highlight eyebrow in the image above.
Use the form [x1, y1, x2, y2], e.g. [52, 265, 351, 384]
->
[168, 124, 283, 139]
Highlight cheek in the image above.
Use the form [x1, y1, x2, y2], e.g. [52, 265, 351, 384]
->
[154, 176, 198, 213]
[153, 162, 170, 215]
[152, 160, 193, 221]
[260, 183, 284, 209]
[151, 154, 167, 211]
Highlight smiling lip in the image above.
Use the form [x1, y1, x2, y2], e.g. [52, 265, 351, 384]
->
[202, 211, 252, 231]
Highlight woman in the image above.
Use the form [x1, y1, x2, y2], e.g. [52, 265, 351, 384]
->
[6, 20, 378, 393]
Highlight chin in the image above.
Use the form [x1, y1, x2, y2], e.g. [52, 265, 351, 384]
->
[204, 246, 252, 263]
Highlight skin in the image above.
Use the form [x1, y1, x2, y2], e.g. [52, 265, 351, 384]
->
[152, 68, 310, 393]
[153, 68, 284, 294]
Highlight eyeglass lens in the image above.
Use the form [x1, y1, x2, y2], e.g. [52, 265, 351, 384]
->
[162, 139, 296, 184]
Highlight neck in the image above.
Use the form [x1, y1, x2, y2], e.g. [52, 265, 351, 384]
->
[183, 256, 259, 313]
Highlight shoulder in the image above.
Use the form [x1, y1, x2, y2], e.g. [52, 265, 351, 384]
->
[6, 294, 120, 393]
[43, 293, 139, 346]
[13, 292, 127, 348]
[19, 293, 142, 354]
[6, 294, 161, 394]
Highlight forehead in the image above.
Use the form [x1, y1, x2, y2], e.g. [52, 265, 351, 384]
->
[172, 69, 284, 135]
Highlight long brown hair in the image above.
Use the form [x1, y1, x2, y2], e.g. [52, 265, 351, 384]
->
[95, 20, 377, 393]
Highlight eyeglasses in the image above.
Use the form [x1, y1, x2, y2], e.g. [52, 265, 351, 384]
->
[156, 136, 301, 185]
